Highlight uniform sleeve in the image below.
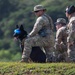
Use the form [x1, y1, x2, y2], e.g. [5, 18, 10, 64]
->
[67, 20, 75, 43]
[55, 29, 63, 44]
[28, 17, 44, 37]
[54, 29, 63, 51]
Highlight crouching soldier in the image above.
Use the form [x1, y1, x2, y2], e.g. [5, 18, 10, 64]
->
[21, 5, 55, 62]
[54, 18, 68, 62]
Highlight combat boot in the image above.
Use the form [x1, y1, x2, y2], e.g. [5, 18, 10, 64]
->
[20, 58, 29, 63]
[46, 54, 53, 62]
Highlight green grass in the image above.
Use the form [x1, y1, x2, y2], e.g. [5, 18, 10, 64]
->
[0, 62, 75, 75]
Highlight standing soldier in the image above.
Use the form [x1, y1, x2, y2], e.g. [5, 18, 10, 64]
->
[54, 18, 68, 62]
[21, 5, 55, 62]
[65, 5, 75, 62]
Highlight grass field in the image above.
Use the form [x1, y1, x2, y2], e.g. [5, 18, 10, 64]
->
[0, 62, 75, 75]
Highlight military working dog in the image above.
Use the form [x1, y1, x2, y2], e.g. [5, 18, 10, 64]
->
[13, 25, 46, 63]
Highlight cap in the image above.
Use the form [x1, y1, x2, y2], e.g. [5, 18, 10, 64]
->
[55, 18, 66, 25]
[33, 5, 46, 12]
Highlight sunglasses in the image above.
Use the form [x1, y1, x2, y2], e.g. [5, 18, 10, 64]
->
[34, 11, 40, 13]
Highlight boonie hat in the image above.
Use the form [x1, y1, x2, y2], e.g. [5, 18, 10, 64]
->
[55, 18, 66, 25]
[34, 5, 46, 12]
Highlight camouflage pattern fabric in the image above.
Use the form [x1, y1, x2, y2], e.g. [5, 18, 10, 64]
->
[22, 14, 55, 62]
[67, 15, 75, 62]
[55, 26, 68, 62]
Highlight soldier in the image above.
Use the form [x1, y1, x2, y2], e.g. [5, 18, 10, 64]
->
[65, 5, 75, 62]
[54, 18, 68, 62]
[21, 5, 55, 62]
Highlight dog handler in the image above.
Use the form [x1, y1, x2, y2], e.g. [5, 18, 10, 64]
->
[21, 5, 55, 62]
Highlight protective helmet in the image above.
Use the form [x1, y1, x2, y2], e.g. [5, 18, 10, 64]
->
[14, 29, 21, 34]
[65, 5, 75, 14]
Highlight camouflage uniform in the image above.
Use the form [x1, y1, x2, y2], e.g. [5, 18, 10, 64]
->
[65, 5, 75, 62]
[54, 18, 68, 62]
[21, 5, 55, 62]
[67, 16, 75, 62]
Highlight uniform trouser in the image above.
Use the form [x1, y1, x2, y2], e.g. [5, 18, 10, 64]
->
[56, 51, 68, 62]
[67, 44, 75, 62]
[43, 47, 55, 62]
[22, 34, 55, 62]
[54, 43, 68, 62]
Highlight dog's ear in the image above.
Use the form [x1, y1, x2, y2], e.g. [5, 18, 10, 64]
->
[20, 25, 24, 30]
[16, 25, 19, 28]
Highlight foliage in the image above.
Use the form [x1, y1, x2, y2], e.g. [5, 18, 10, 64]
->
[0, 50, 21, 61]
[0, 62, 75, 75]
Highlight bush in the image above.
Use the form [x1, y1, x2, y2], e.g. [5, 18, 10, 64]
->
[0, 62, 75, 75]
